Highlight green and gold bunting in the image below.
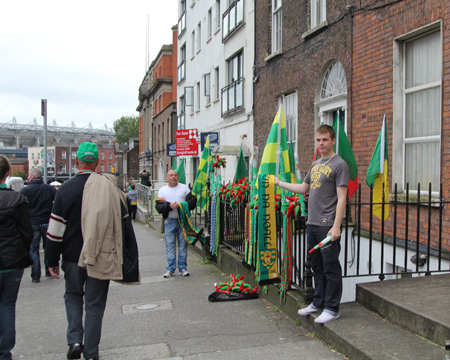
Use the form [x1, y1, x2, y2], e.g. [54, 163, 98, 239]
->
[257, 174, 278, 285]
[192, 136, 212, 210]
[257, 106, 292, 186]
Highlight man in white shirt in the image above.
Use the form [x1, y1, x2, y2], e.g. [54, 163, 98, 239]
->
[156, 170, 197, 278]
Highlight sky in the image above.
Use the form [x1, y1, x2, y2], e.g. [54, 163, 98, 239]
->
[0, 0, 178, 130]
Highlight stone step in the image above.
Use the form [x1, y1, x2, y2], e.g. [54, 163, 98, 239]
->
[356, 274, 450, 349]
[302, 301, 447, 360]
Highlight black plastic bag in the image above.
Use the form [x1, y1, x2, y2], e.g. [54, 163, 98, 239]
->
[208, 291, 258, 302]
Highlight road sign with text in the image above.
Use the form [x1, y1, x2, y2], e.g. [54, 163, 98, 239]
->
[176, 129, 198, 156]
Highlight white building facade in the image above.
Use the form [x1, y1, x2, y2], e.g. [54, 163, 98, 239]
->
[177, 0, 254, 185]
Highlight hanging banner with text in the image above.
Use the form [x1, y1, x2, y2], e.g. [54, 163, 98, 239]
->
[176, 129, 199, 156]
[257, 174, 279, 285]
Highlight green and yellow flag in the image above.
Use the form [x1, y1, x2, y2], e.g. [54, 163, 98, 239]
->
[257, 105, 292, 185]
[192, 136, 211, 210]
[366, 115, 389, 220]
[176, 158, 186, 185]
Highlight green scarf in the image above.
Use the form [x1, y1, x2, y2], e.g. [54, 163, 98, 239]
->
[177, 202, 205, 245]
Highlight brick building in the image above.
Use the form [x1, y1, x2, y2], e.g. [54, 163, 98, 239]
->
[254, 0, 353, 175]
[254, 0, 450, 272]
[137, 26, 178, 180]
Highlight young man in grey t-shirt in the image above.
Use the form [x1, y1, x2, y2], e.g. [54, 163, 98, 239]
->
[275, 124, 349, 324]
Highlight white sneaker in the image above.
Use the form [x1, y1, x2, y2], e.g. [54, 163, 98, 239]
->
[297, 304, 319, 316]
[314, 311, 340, 324]
[180, 269, 190, 277]
[163, 271, 173, 278]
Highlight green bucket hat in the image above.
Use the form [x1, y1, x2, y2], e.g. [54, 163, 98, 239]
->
[76, 142, 99, 163]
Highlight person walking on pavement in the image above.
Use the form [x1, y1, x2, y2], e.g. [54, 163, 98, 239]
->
[46, 142, 125, 360]
[127, 184, 138, 221]
[0, 155, 33, 360]
[156, 170, 197, 278]
[20, 167, 57, 283]
[275, 124, 349, 324]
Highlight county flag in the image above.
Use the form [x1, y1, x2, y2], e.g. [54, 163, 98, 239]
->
[257, 105, 292, 185]
[176, 158, 186, 185]
[192, 136, 211, 210]
[287, 141, 297, 184]
[366, 115, 389, 220]
[234, 145, 247, 183]
[333, 115, 359, 199]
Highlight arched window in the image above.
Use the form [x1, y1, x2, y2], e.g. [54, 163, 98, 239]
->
[320, 61, 347, 100]
[315, 60, 348, 131]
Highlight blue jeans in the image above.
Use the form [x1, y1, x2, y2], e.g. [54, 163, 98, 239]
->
[30, 224, 49, 281]
[62, 261, 109, 359]
[307, 225, 342, 314]
[164, 217, 188, 272]
[0, 268, 24, 360]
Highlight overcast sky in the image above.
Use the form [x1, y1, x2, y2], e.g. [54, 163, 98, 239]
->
[0, 0, 178, 130]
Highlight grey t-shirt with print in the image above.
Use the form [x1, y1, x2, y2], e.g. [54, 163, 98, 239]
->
[303, 154, 349, 226]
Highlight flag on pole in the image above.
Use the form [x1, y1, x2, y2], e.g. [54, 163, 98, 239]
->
[192, 136, 211, 210]
[171, 160, 177, 171]
[366, 115, 389, 220]
[333, 114, 359, 199]
[288, 141, 297, 184]
[176, 158, 186, 185]
[234, 145, 247, 183]
[257, 105, 292, 184]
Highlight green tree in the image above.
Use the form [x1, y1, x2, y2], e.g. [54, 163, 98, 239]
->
[12, 170, 27, 180]
[113, 115, 139, 144]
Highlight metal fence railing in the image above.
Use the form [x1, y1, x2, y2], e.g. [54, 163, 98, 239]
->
[210, 182, 450, 295]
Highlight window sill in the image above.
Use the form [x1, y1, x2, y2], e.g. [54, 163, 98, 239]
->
[264, 50, 283, 62]
[302, 21, 329, 40]
[390, 193, 442, 207]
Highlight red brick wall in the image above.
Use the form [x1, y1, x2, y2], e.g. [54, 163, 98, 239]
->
[352, 0, 450, 245]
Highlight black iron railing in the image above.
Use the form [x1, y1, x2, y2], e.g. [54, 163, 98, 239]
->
[210, 183, 450, 293]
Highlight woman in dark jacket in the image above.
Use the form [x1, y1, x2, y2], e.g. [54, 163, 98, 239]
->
[0, 156, 33, 360]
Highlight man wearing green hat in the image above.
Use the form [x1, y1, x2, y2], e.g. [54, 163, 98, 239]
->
[46, 142, 122, 360]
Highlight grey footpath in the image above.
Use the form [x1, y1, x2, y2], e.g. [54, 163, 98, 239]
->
[13, 222, 345, 360]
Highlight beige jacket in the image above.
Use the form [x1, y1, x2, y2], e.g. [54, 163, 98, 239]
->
[78, 173, 126, 280]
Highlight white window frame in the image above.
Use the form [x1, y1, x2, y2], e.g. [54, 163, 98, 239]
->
[204, 73, 211, 105]
[191, 30, 196, 58]
[197, 22, 202, 53]
[62, 151, 66, 159]
[214, 66, 220, 101]
[215, 0, 221, 32]
[311, 0, 326, 29]
[178, 0, 186, 36]
[393, 22, 442, 194]
[271, 0, 282, 54]
[207, 8, 213, 40]
[178, 43, 186, 83]
[196, 82, 201, 111]
[281, 92, 298, 151]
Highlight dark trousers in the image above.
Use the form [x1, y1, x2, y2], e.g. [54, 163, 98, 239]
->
[307, 225, 342, 314]
[62, 261, 109, 359]
[30, 224, 50, 281]
[130, 204, 137, 221]
[0, 268, 24, 360]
